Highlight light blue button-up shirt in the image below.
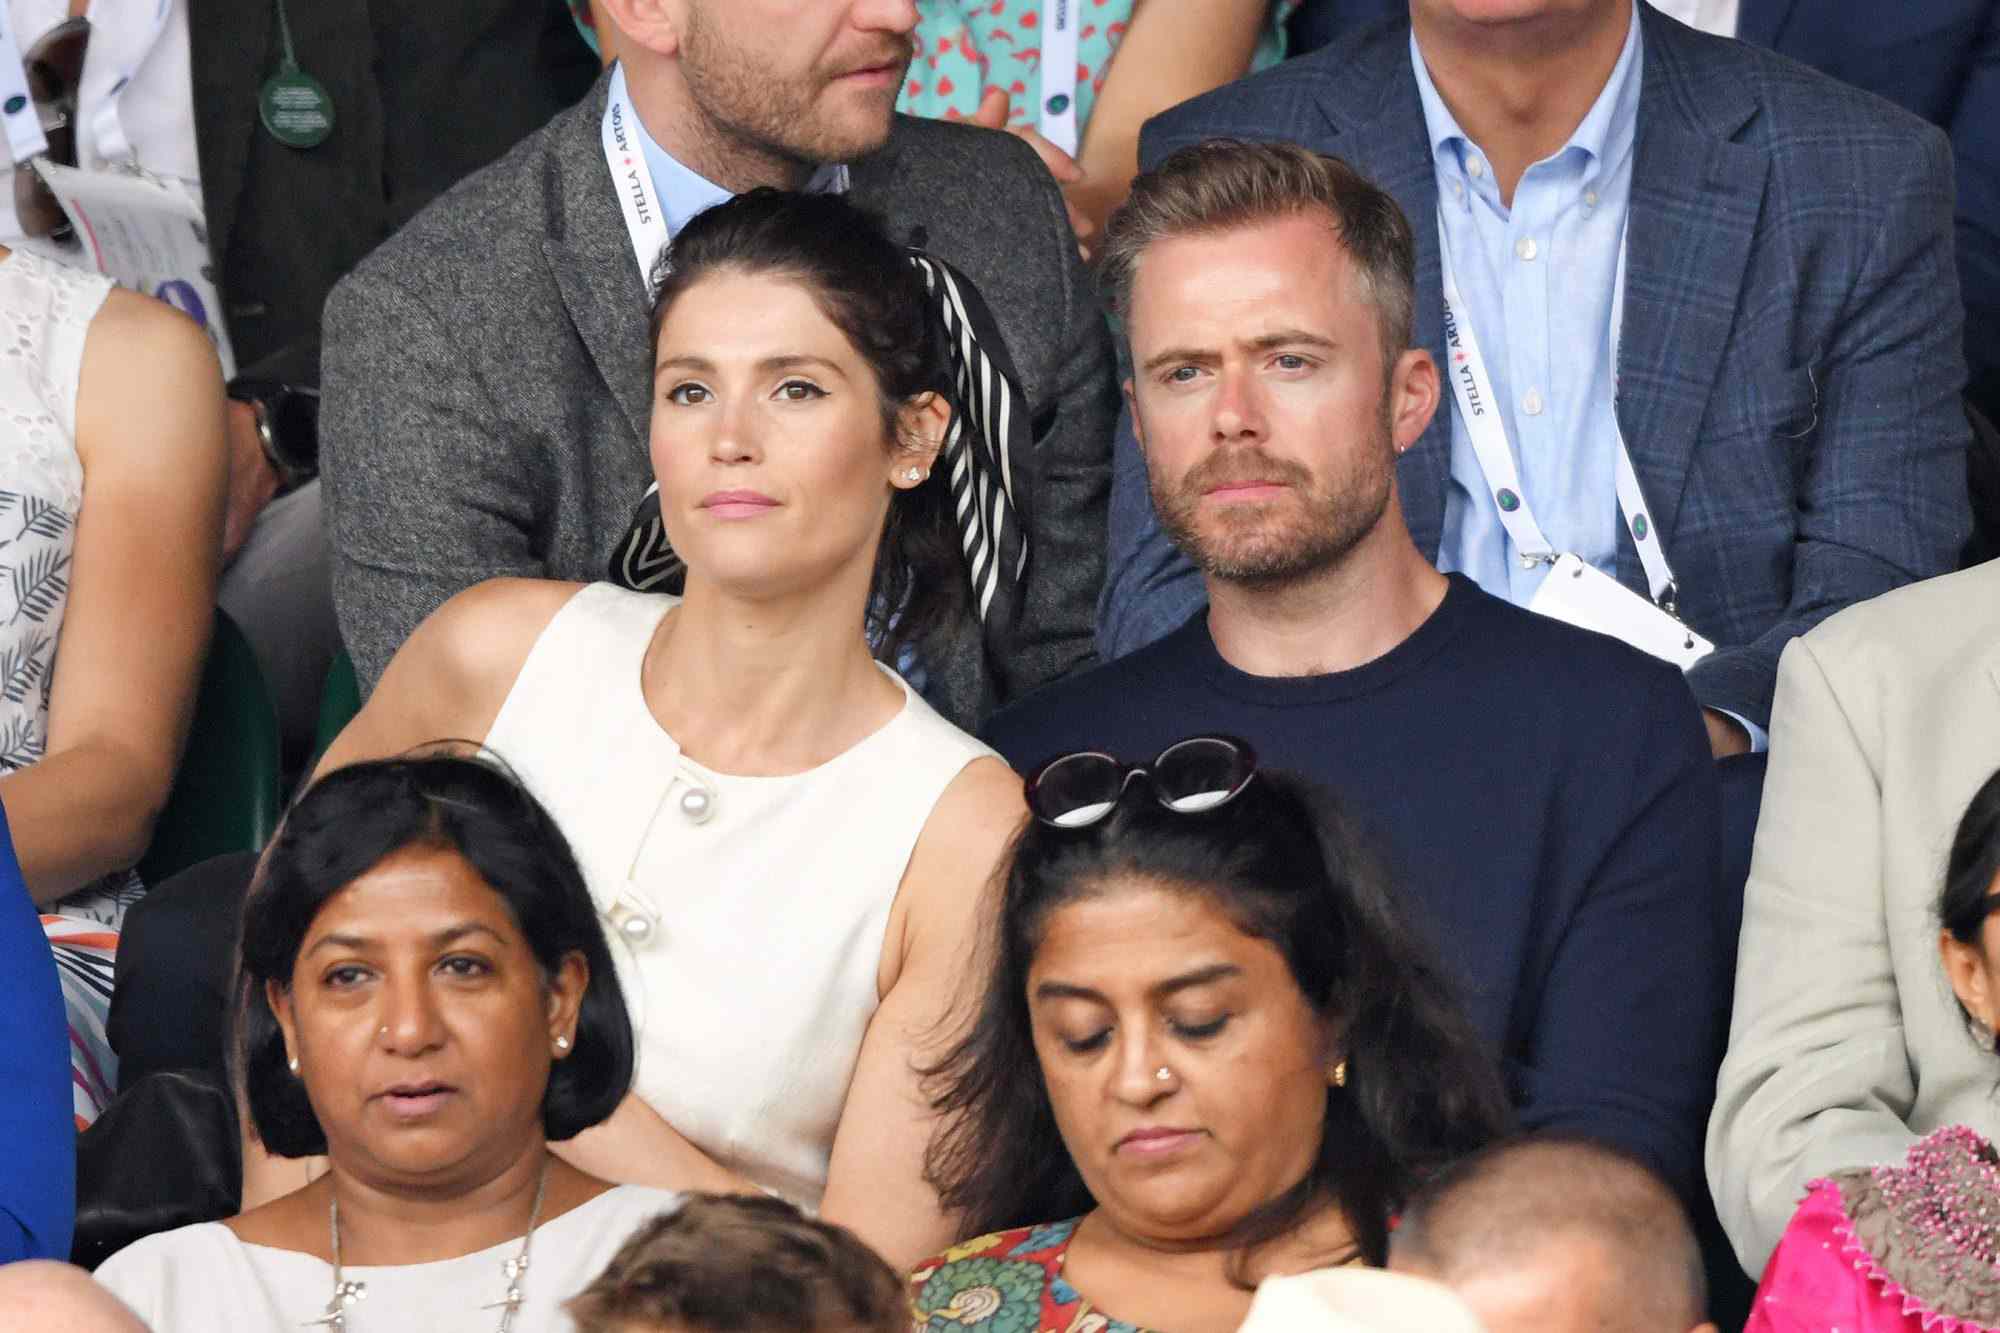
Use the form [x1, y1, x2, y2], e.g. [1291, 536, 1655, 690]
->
[1412, 12, 1763, 750]
[1414, 5, 1641, 606]
[615, 65, 849, 242]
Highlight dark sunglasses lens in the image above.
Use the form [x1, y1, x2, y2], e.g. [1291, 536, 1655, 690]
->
[1029, 752, 1125, 828]
[24, 19, 89, 107]
[13, 166, 68, 239]
[1153, 737, 1253, 813]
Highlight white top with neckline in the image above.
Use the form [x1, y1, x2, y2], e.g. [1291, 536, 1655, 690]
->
[481, 581, 996, 1208]
[93, 1183, 684, 1332]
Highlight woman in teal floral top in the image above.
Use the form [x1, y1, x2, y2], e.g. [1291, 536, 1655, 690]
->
[910, 749, 1511, 1333]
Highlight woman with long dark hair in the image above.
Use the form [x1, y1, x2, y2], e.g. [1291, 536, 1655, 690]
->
[910, 738, 1511, 1332]
[273, 190, 1024, 1271]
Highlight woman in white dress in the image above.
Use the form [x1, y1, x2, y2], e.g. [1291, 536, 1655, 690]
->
[296, 190, 1025, 1270]
[0, 242, 225, 1122]
[96, 751, 681, 1331]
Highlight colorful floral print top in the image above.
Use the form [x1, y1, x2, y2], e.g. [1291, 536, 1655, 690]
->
[897, 1, 1299, 135]
[909, 1219, 1153, 1333]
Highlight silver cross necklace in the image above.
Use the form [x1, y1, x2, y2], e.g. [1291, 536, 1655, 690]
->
[307, 1156, 551, 1332]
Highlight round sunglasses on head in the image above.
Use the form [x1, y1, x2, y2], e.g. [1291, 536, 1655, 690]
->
[1025, 735, 1258, 830]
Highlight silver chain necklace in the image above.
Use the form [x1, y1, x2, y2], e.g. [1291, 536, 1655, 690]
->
[307, 1157, 551, 1332]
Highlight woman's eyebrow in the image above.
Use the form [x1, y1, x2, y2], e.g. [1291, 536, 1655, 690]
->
[302, 921, 510, 957]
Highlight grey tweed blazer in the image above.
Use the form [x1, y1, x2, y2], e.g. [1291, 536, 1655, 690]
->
[320, 72, 1117, 730]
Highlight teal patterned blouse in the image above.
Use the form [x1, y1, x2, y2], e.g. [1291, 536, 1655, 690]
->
[899, 0, 1297, 132]
[561, 1, 1298, 138]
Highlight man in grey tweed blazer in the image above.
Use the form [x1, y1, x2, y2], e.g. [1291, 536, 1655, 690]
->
[319, 1, 1116, 731]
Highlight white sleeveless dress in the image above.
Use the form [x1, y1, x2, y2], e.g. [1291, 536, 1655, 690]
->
[483, 583, 997, 1206]
[1, 248, 129, 1125]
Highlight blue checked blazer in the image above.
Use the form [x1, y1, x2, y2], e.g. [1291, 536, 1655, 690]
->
[1099, 4, 1973, 729]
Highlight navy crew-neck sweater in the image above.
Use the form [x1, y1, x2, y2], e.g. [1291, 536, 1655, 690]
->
[983, 576, 1724, 1196]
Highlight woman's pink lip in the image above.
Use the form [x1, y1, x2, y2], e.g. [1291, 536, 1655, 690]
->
[700, 491, 779, 519]
[375, 1086, 457, 1121]
[1116, 1128, 1203, 1156]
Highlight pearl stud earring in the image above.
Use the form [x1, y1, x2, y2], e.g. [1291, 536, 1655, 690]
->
[288, 1056, 300, 1075]
[554, 1035, 571, 1052]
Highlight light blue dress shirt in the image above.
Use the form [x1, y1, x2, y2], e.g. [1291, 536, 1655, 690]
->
[1413, 7, 1640, 606]
[616, 65, 848, 241]
[1411, 10, 1764, 749]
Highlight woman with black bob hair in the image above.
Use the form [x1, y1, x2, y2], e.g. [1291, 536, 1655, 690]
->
[239, 190, 1026, 1272]
[910, 738, 1512, 1332]
[95, 753, 683, 1330]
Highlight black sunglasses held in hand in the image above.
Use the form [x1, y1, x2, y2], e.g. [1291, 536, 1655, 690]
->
[11, 17, 88, 242]
[1025, 735, 1258, 829]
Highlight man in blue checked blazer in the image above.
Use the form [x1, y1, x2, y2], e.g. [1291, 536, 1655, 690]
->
[1289, 0, 2000, 419]
[1098, 0, 1973, 753]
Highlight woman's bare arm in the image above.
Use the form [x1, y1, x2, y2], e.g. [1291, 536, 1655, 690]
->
[311, 577, 580, 782]
[818, 756, 1026, 1270]
[0, 290, 225, 904]
[1071, 0, 1275, 239]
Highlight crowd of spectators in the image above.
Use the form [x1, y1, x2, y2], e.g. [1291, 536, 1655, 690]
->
[1, 0, 1997, 1329]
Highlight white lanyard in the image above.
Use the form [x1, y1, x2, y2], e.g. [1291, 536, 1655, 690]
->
[1038, 0, 1079, 156]
[0, 7, 50, 165]
[1437, 210, 1681, 608]
[88, 0, 173, 166]
[601, 64, 669, 292]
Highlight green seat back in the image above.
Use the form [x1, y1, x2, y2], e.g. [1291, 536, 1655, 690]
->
[135, 609, 282, 884]
[311, 647, 361, 772]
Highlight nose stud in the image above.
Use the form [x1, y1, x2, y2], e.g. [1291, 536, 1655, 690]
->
[1155, 1066, 1173, 1083]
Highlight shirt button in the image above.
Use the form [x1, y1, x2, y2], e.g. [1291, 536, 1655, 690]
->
[1515, 236, 1538, 261]
[1467, 156, 1486, 179]
[1584, 189, 1600, 208]
[1522, 389, 1544, 416]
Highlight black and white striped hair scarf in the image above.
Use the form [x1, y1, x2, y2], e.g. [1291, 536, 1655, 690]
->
[608, 249, 1029, 656]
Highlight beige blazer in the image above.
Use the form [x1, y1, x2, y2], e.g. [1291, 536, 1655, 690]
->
[1707, 560, 2000, 1276]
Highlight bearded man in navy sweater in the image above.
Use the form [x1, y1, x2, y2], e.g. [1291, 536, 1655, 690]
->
[983, 139, 1724, 1198]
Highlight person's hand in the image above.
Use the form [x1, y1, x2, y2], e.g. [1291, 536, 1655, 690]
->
[222, 399, 282, 563]
[971, 87, 1098, 260]
[1703, 708, 1752, 760]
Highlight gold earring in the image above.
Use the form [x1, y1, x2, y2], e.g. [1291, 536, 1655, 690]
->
[1331, 1059, 1347, 1088]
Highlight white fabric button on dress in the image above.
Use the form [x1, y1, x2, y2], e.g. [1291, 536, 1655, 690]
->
[1467, 156, 1486, 178]
[1515, 236, 1538, 261]
[1522, 389, 1544, 416]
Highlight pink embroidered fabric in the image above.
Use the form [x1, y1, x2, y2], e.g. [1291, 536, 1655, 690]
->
[1749, 1167, 2000, 1332]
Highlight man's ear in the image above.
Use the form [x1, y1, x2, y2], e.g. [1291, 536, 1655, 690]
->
[1123, 380, 1145, 455]
[1389, 348, 1439, 454]
[589, 0, 684, 59]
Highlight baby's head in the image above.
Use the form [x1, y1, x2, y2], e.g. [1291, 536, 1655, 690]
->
[566, 1194, 907, 1333]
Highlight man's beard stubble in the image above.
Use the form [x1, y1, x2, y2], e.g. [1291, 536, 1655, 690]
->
[680, 6, 915, 172]
[1151, 415, 1398, 590]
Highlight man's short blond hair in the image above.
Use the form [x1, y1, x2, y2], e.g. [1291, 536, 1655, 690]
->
[1098, 138, 1418, 370]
